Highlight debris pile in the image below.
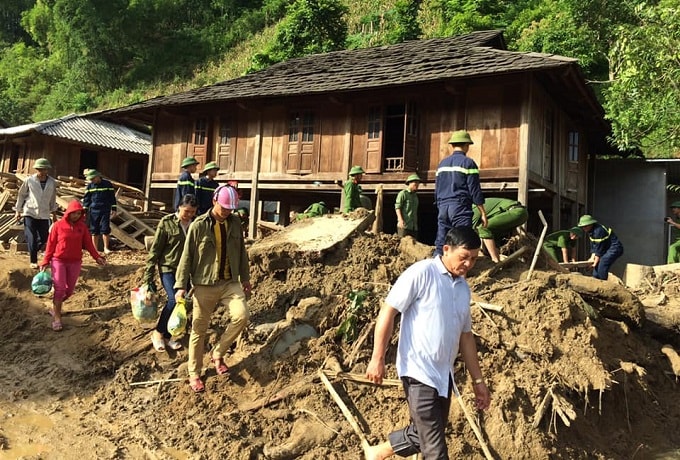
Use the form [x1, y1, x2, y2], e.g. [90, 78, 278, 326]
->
[1, 217, 680, 458]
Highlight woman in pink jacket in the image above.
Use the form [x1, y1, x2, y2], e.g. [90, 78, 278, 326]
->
[40, 199, 106, 331]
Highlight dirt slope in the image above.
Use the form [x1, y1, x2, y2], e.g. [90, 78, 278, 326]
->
[1, 228, 680, 459]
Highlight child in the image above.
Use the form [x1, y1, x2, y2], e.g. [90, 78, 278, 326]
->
[40, 200, 106, 331]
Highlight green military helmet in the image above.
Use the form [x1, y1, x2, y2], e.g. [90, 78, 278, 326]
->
[448, 130, 474, 145]
[181, 157, 199, 168]
[405, 174, 421, 185]
[33, 158, 52, 170]
[577, 214, 598, 227]
[670, 201, 680, 208]
[569, 226, 584, 238]
[85, 169, 101, 180]
[349, 165, 365, 176]
[202, 161, 219, 173]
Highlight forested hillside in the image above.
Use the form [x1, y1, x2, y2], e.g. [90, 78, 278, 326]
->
[0, 0, 679, 157]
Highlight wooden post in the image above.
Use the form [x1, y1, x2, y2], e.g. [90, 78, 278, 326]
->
[372, 184, 383, 233]
[527, 210, 548, 281]
[249, 116, 263, 239]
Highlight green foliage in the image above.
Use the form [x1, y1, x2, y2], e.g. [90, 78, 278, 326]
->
[337, 289, 369, 343]
[250, 0, 348, 72]
[604, 0, 680, 157]
[385, 0, 423, 43]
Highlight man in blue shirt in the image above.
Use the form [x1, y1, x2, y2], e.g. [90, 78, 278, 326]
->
[175, 157, 199, 210]
[365, 227, 491, 460]
[83, 169, 117, 254]
[578, 214, 624, 280]
[434, 130, 487, 256]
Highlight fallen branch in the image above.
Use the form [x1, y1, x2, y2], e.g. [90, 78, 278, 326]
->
[474, 301, 503, 312]
[324, 370, 402, 387]
[489, 246, 529, 276]
[238, 374, 317, 413]
[452, 380, 494, 460]
[532, 385, 554, 428]
[318, 370, 371, 454]
[343, 320, 375, 368]
[130, 378, 182, 387]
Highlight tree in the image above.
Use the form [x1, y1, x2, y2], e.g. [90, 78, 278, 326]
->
[250, 0, 348, 71]
[386, 0, 423, 43]
[604, 0, 680, 157]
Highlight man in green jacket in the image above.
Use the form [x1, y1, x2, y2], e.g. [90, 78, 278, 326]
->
[175, 185, 251, 393]
[472, 197, 528, 263]
[343, 165, 365, 213]
[543, 227, 584, 263]
[665, 201, 680, 264]
[296, 201, 330, 220]
[395, 174, 420, 239]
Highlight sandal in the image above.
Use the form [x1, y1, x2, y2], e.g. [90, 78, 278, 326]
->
[166, 338, 183, 350]
[51, 320, 62, 331]
[210, 356, 230, 376]
[151, 334, 165, 352]
[188, 376, 204, 393]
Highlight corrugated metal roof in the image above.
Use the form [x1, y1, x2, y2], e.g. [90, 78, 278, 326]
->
[103, 31, 584, 116]
[0, 114, 151, 155]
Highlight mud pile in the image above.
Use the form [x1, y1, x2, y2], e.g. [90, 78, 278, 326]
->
[1, 230, 680, 459]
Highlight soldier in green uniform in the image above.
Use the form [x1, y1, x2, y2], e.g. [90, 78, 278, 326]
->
[665, 201, 680, 264]
[343, 165, 365, 213]
[543, 227, 584, 263]
[395, 174, 420, 239]
[296, 201, 330, 220]
[472, 197, 528, 263]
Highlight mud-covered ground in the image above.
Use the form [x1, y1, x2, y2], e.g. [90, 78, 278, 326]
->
[1, 221, 680, 459]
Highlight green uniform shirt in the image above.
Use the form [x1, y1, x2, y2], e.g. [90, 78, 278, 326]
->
[472, 197, 526, 239]
[544, 230, 576, 251]
[395, 188, 419, 231]
[174, 211, 250, 289]
[144, 213, 189, 284]
[343, 180, 362, 213]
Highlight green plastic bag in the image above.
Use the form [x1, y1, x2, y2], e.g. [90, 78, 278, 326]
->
[130, 284, 159, 325]
[167, 297, 188, 338]
[31, 270, 53, 296]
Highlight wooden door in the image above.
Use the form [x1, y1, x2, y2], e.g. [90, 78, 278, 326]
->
[216, 117, 234, 171]
[190, 117, 208, 166]
[286, 111, 315, 174]
[366, 106, 382, 173]
[403, 102, 418, 171]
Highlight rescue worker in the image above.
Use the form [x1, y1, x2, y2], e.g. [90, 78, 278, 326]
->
[196, 161, 219, 214]
[665, 201, 680, 264]
[82, 169, 117, 254]
[395, 174, 420, 239]
[543, 227, 584, 263]
[578, 214, 624, 281]
[434, 130, 487, 256]
[344, 165, 365, 213]
[296, 201, 330, 220]
[472, 197, 528, 263]
[174, 157, 199, 211]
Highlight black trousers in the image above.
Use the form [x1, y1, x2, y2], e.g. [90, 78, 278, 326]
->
[24, 217, 49, 264]
[388, 376, 452, 459]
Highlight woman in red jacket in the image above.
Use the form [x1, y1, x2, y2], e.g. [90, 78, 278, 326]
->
[40, 199, 106, 331]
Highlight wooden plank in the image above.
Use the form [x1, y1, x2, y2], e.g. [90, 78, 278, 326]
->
[110, 222, 145, 249]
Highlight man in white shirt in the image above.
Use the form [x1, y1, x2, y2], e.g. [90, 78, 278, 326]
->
[15, 158, 58, 269]
[365, 226, 491, 460]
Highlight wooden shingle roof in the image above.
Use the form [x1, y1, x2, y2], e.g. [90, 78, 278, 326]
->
[103, 30, 590, 117]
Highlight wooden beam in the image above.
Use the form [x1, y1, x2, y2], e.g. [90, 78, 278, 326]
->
[249, 115, 263, 239]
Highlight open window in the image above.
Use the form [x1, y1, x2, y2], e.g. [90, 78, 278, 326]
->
[287, 110, 316, 174]
[365, 102, 419, 173]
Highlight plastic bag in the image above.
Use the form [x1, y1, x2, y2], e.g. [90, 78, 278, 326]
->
[130, 284, 159, 325]
[167, 297, 188, 338]
[31, 270, 53, 296]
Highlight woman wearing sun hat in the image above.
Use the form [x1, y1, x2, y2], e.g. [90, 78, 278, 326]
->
[395, 174, 421, 239]
[578, 214, 624, 280]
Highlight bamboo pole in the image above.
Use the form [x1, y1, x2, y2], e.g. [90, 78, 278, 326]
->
[452, 380, 495, 460]
[318, 370, 371, 454]
[526, 210, 548, 281]
[130, 378, 182, 387]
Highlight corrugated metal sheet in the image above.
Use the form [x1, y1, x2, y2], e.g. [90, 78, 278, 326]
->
[0, 114, 150, 155]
